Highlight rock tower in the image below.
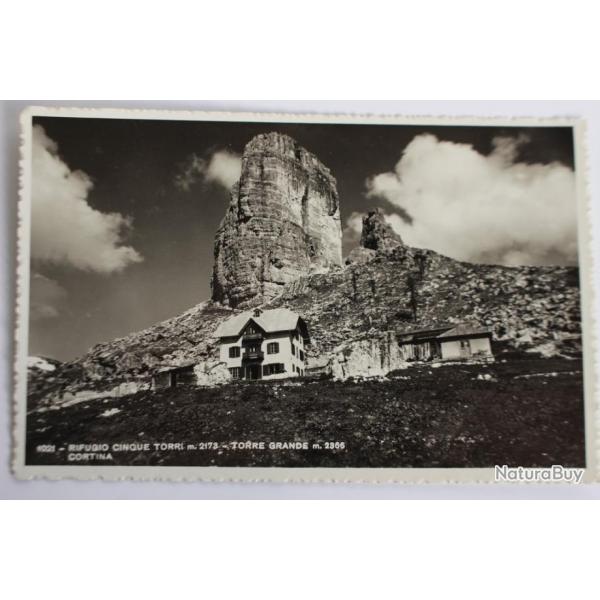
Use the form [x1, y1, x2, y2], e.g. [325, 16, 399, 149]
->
[211, 133, 343, 308]
[360, 208, 404, 252]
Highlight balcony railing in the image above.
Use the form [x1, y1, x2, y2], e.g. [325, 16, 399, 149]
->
[242, 333, 263, 343]
[243, 350, 264, 361]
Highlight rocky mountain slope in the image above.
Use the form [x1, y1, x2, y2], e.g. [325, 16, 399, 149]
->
[270, 209, 581, 358]
[30, 228, 581, 403]
[28, 135, 582, 404]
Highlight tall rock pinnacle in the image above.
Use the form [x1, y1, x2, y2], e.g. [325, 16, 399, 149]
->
[360, 208, 404, 252]
[211, 133, 343, 308]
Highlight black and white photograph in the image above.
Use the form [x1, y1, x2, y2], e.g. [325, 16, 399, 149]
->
[13, 108, 594, 481]
[4, 0, 600, 596]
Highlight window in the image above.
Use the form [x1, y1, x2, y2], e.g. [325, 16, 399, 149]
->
[291, 344, 296, 356]
[229, 367, 241, 379]
[267, 342, 279, 355]
[229, 346, 240, 358]
[263, 363, 285, 376]
[299, 349, 304, 361]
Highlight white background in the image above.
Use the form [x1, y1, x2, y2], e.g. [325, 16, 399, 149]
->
[1, 2, 599, 597]
[2, 100, 599, 499]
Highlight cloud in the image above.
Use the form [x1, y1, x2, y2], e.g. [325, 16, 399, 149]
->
[174, 154, 205, 191]
[205, 150, 242, 189]
[30, 273, 66, 321]
[175, 150, 242, 192]
[364, 134, 577, 266]
[31, 126, 142, 273]
[342, 211, 364, 250]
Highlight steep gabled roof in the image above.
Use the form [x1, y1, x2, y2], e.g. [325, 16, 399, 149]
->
[214, 308, 309, 341]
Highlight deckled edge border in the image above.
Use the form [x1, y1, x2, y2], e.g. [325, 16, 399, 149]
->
[11, 105, 599, 484]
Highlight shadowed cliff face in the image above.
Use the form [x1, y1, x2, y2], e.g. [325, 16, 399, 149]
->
[211, 133, 342, 308]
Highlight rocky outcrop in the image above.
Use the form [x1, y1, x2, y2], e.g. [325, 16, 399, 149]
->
[211, 133, 343, 308]
[344, 247, 377, 266]
[35, 380, 152, 412]
[360, 208, 404, 252]
[329, 333, 407, 380]
[194, 361, 231, 386]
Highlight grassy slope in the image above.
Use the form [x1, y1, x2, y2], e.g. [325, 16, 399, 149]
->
[26, 357, 585, 469]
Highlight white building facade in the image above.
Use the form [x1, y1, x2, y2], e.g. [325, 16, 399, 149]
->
[214, 308, 309, 381]
[397, 324, 494, 362]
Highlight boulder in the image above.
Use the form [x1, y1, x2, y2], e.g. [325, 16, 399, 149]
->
[194, 361, 231, 386]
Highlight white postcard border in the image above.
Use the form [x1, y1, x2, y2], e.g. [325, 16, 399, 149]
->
[12, 106, 598, 483]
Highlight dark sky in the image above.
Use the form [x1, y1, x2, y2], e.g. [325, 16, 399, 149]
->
[29, 116, 575, 361]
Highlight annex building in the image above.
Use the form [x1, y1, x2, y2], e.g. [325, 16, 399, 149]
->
[397, 324, 493, 362]
[214, 308, 310, 381]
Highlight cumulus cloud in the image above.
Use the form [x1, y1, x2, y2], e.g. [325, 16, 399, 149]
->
[30, 273, 66, 321]
[31, 126, 142, 273]
[363, 134, 577, 266]
[205, 150, 242, 189]
[175, 150, 242, 192]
